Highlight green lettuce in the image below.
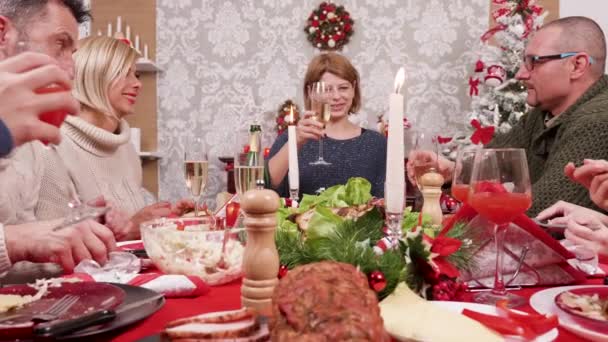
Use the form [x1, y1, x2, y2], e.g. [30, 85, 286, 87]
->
[305, 207, 345, 240]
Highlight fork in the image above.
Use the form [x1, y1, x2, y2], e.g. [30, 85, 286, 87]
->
[32, 295, 79, 322]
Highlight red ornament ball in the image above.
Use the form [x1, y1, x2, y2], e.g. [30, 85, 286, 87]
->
[474, 59, 485, 73]
[368, 270, 387, 292]
[278, 265, 289, 279]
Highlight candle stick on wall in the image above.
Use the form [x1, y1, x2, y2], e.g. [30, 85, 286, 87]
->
[385, 67, 406, 214]
[287, 106, 299, 202]
[126, 25, 131, 41]
[144, 44, 149, 59]
[135, 35, 140, 52]
[116, 16, 122, 33]
[107, 23, 112, 37]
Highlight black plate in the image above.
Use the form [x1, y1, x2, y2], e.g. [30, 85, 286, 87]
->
[57, 283, 164, 340]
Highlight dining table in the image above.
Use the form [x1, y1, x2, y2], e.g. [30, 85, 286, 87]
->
[108, 261, 608, 342]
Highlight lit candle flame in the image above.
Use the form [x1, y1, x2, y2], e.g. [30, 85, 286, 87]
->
[288, 105, 295, 124]
[394, 67, 405, 94]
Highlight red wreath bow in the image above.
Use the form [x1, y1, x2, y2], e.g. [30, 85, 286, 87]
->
[470, 119, 495, 145]
[429, 235, 462, 278]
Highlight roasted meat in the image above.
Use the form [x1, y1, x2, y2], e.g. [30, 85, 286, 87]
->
[271, 261, 387, 341]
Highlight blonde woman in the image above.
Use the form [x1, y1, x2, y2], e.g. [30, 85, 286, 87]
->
[28, 36, 190, 240]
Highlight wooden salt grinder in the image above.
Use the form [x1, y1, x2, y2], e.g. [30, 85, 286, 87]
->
[240, 188, 280, 316]
[420, 168, 445, 226]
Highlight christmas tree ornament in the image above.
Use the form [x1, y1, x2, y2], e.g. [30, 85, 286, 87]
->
[474, 59, 485, 72]
[368, 270, 387, 292]
[440, 192, 461, 213]
[278, 264, 289, 279]
[484, 65, 506, 86]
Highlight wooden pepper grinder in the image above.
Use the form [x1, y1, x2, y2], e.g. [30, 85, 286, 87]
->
[240, 188, 280, 316]
[420, 168, 445, 226]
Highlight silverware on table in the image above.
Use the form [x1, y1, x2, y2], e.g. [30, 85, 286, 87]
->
[0, 294, 78, 324]
[34, 293, 164, 337]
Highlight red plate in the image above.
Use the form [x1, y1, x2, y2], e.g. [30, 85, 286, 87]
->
[555, 286, 608, 332]
[0, 282, 125, 339]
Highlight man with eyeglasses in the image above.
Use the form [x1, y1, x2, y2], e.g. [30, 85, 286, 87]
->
[409, 16, 608, 216]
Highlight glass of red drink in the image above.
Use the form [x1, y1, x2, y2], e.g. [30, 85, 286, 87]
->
[468, 148, 532, 307]
[450, 148, 477, 203]
[36, 85, 70, 144]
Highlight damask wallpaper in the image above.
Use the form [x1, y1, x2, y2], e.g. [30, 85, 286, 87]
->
[156, 0, 489, 204]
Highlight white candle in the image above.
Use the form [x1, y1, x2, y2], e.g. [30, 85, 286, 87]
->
[107, 23, 112, 37]
[144, 44, 149, 59]
[135, 35, 140, 51]
[287, 106, 299, 192]
[126, 25, 131, 40]
[385, 67, 406, 213]
[117, 16, 122, 33]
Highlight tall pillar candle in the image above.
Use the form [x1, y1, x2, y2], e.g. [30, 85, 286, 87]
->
[287, 107, 299, 194]
[385, 67, 406, 213]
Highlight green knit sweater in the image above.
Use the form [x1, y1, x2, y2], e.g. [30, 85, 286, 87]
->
[488, 75, 608, 216]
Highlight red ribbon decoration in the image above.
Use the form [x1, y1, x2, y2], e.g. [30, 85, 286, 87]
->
[481, 24, 507, 42]
[469, 77, 480, 97]
[492, 7, 510, 21]
[437, 136, 453, 144]
[470, 119, 495, 145]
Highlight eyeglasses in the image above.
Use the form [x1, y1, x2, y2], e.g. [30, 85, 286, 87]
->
[522, 52, 595, 71]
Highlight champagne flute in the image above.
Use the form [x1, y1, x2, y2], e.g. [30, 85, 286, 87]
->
[411, 131, 439, 190]
[468, 148, 532, 307]
[184, 137, 209, 217]
[450, 147, 478, 204]
[308, 82, 332, 166]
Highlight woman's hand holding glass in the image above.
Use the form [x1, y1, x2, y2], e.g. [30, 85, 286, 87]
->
[451, 148, 477, 204]
[295, 110, 325, 147]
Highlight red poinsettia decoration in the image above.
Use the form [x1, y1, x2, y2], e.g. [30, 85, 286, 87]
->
[470, 119, 495, 145]
[304, 2, 354, 50]
[428, 235, 462, 279]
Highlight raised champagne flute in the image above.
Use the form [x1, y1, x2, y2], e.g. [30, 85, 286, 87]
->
[450, 147, 478, 204]
[468, 148, 532, 307]
[184, 137, 209, 217]
[308, 81, 332, 166]
[411, 131, 440, 191]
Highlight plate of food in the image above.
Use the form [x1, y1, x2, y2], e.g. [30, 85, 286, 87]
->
[531, 285, 608, 342]
[0, 280, 125, 340]
[555, 287, 608, 332]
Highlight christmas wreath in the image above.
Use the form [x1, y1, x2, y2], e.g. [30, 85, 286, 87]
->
[275, 100, 300, 136]
[275, 177, 478, 300]
[304, 2, 354, 50]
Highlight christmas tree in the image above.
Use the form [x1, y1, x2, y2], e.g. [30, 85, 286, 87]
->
[444, 0, 547, 159]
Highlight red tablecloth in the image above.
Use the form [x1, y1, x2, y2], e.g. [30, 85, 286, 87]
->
[110, 275, 606, 342]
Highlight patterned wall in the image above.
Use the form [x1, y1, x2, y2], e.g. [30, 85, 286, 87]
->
[156, 0, 489, 204]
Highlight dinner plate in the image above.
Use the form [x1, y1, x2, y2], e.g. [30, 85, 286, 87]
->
[430, 301, 558, 342]
[554, 287, 608, 332]
[530, 285, 608, 342]
[0, 282, 164, 340]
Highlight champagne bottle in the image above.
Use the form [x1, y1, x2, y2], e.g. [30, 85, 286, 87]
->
[246, 124, 261, 166]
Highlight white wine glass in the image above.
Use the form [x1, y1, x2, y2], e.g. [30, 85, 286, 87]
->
[184, 137, 209, 217]
[308, 81, 332, 166]
[411, 131, 439, 190]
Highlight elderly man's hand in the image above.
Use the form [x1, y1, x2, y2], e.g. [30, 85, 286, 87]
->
[0, 53, 79, 147]
[4, 219, 116, 274]
[406, 150, 454, 186]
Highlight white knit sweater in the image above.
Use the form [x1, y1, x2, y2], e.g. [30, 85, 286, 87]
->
[34, 115, 145, 220]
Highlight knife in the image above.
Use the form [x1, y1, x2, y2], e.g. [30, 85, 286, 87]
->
[33, 293, 164, 337]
